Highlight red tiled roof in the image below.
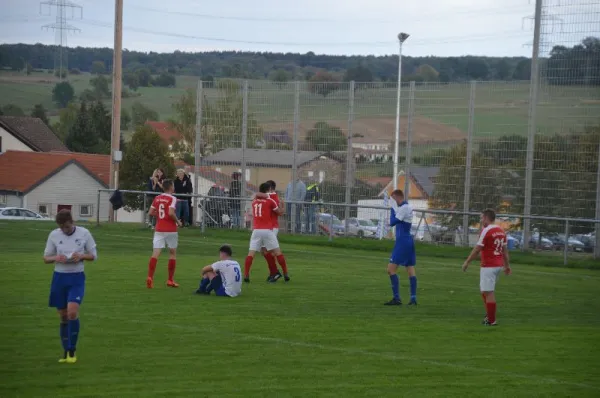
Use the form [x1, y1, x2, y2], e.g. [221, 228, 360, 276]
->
[145, 121, 183, 144]
[0, 151, 110, 193]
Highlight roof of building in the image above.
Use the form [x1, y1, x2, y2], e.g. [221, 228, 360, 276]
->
[0, 116, 68, 152]
[201, 148, 327, 168]
[379, 167, 440, 199]
[0, 150, 110, 193]
[145, 121, 184, 144]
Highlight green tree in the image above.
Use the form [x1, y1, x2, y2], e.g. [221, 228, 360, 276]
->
[415, 64, 439, 82]
[66, 102, 98, 153]
[52, 81, 75, 108]
[119, 125, 175, 210]
[136, 68, 152, 87]
[270, 69, 290, 88]
[54, 68, 67, 79]
[25, 63, 33, 75]
[306, 122, 347, 152]
[91, 60, 106, 75]
[512, 59, 531, 80]
[344, 65, 373, 82]
[124, 72, 140, 90]
[465, 58, 489, 80]
[90, 75, 111, 99]
[153, 73, 176, 87]
[495, 59, 512, 80]
[308, 71, 341, 97]
[1, 104, 25, 116]
[31, 104, 49, 125]
[131, 102, 159, 128]
[88, 101, 111, 153]
[51, 102, 79, 141]
[169, 88, 196, 155]
[121, 108, 131, 131]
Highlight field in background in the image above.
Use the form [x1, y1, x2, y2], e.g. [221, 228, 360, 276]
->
[0, 221, 599, 397]
[1, 71, 598, 144]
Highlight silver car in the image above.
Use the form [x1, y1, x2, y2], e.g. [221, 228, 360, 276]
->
[344, 218, 378, 238]
[0, 207, 52, 221]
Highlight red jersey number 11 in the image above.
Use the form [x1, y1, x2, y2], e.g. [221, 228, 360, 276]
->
[253, 203, 262, 217]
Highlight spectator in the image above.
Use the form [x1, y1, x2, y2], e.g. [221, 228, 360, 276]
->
[229, 172, 242, 228]
[285, 177, 306, 233]
[305, 177, 321, 234]
[174, 169, 193, 226]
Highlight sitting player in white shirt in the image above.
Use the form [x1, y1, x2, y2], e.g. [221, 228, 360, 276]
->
[195, 245, 242, 297]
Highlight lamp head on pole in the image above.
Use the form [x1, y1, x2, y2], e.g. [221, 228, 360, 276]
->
[398, 32, 410, 43]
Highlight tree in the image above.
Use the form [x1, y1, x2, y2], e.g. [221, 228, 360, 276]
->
[31, 104, 49, 125]
[136, 68, 152, 87]
[169, 88, 196, 155]
[415, 64, 439, 82]
[52, 102, 78, 141]
[121, 108, 131, 131]
[1, 104, 25, 116]
[308, 71, 341, 97]
[306, 122, 347, 152]
[25, 63, 33, 75]
[124, 72, 140, 90]
[66, 102, 98, 153]
[512, 59, 531, 80]
[465, 58, 489, 80]
[131, 102, 159, 128]
[52, 82, 75, 108]
[91, 60, 106, 75]
[119, 125, 175, 210]
[54, 68, 67, 79]
[495, 59, 512, 80]
[546, 37, 600, 85]
[270, 69, 290, 88]
[152, 73, 176, 87]
[88, 101, 111, 153]
[89, 75, 111, 99]
[343, 65, 373, 83]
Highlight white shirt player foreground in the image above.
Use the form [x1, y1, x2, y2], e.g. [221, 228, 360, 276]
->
[43, 209, 97, 364]
[462, 208, 512, 327]
[146, 179, 182, 289]
[196, 245, 242, 297]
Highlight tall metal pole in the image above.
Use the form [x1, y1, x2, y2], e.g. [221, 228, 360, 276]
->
[241, 80, 249, 217]
[393, 43, 404, 190]
[290, 81, 300, 234]
[404, 80, 416, 197]
[193, 80, 203, 226]
[595, 139, 600, 259]
[344, 81, 355, 235]
[463, 81, 477, 247]
[108, 0, 123, 222]
[523, 0, 542, 250]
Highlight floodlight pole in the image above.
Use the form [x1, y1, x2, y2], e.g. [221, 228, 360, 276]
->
[393, 32, 410, 190]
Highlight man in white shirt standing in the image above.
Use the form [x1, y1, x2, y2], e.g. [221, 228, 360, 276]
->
[196, 245, 242, 297]
[43, 209, 97, 364]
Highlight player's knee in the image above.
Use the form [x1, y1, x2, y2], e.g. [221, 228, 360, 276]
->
[67, 309, 78, 320]
[386, 264, 396, 275]
[58, 310, 68, 322]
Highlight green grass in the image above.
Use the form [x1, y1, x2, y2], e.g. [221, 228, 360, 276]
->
[1, 221, 599, 397]
[1, 71, 598, 139]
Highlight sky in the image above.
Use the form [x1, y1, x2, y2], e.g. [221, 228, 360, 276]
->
[1, 0, 598, 57]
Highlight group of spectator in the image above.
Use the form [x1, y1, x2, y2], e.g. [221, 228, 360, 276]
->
[285, 177, 321, 234]
[147, 168, 193, 227]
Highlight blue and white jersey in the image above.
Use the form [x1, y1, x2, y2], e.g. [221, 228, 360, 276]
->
[212, 259, 242, 297]
[44, 226, 97, 273]
[391, 201, 413, 240]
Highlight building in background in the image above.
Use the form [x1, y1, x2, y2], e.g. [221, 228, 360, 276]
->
[0, 116, 68, 154]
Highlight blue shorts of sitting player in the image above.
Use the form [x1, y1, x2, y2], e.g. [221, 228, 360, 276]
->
[385, 189, 417, 306]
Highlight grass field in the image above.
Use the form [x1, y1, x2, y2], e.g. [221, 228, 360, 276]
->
[1, 71, 599, 141]
[1, 221, 599, 397]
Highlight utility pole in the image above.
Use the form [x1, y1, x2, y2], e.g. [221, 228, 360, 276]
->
[40, 0, 82, 80]
[109, 0, 123, 222]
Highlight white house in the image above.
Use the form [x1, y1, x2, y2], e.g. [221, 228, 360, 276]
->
[0, 150, 111, 221]
[0, 116, 68, 154]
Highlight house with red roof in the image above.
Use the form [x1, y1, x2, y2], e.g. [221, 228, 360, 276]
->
[0, 150, 110, 220]
[0, 116, 68, 154]
[145, 121, 185, 155]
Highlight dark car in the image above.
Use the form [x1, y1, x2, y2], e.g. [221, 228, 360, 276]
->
[199, 185, 231, 228]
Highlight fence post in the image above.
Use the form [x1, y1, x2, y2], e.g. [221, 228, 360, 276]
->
[290, 81, 300, 234]
[241, 80, 249, 224]
[564, 219, 570, 266]
[344, 81, 355, 235]
[595, 139, 600, 259]
[404, 81, 416, 198]
[329, 211, 334, 242]
[194, 79, 203, 227]
[96, 190, 101, 227]
[142, 193, 147, 224]
[463, 81, 476, 247]
[523, 0, 543, 250]
[201, 197, 206, 234]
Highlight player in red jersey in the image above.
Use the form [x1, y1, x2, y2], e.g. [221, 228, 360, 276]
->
[243, 182, 289, 283]
[146, 179, 182, 289]
[462, 209, 512, 326]
[254, 180, 287, 282]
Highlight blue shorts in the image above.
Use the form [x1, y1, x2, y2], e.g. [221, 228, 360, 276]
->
[390, 241, 416, 267]
[49, 272, 86, 309]
[210, 273, 230, 297]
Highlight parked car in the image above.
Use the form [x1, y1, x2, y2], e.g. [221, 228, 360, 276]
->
[547, 234, 586, 252]
[318, 213, 345, 236]
[344, 218, 378, 238]
[575, 234, 596, 253]
[411, 225, 427, 241]
[506, 233, 521, 250]
[428, 224, 455, 245]
[521, 233, 554, 250]
[0, 207, 51, 221]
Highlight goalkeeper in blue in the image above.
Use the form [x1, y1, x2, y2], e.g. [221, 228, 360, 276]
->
[43, 209, 97, 363]
[384, 189, 417, 306]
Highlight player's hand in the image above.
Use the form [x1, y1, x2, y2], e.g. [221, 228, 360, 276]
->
[503, 265, 512, 275]
[71, 253, 83, 262]
[55, 254, 68, 263]
[176, 220, 183, 227]
[461, 261, 469, 272]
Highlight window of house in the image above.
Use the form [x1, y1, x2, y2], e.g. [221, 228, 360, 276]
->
[80, 204, 93, 217]
[307, 171, 314, 177]
[38, 204, 49, 216]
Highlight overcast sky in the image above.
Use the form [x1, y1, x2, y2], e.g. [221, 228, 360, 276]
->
[1, 0, 598, 57]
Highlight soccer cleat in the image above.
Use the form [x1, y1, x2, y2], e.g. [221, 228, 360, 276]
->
[244, 277, 250, 283]
[481, 316, 489, 324]
[483, 319, 497, 326]
[58, 351, 68, 363]
[268, 272, 283, 283]
[408, 299, 417, 306]
[384, 298, 402, 306]
[195, 289, 209, 295]
[146, 277, 154, 289]
[65, 352, 77, 364]
[284, 275, 290, 282]
[166, 280, 179, 288]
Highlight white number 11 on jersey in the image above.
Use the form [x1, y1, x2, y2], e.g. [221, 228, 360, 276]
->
[253, 203, 263, 217]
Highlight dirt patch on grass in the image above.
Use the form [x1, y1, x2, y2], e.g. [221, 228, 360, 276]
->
[261, 117, 465, 145]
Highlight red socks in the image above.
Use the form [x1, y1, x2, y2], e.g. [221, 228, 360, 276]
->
[486, 302, 497, 324]
[168, 259, 176, 281]
[244, 256, 254, 278]
[276, 254, 288, 275]
[264, 253, 278, 276]
[148, 257, 158, 279]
